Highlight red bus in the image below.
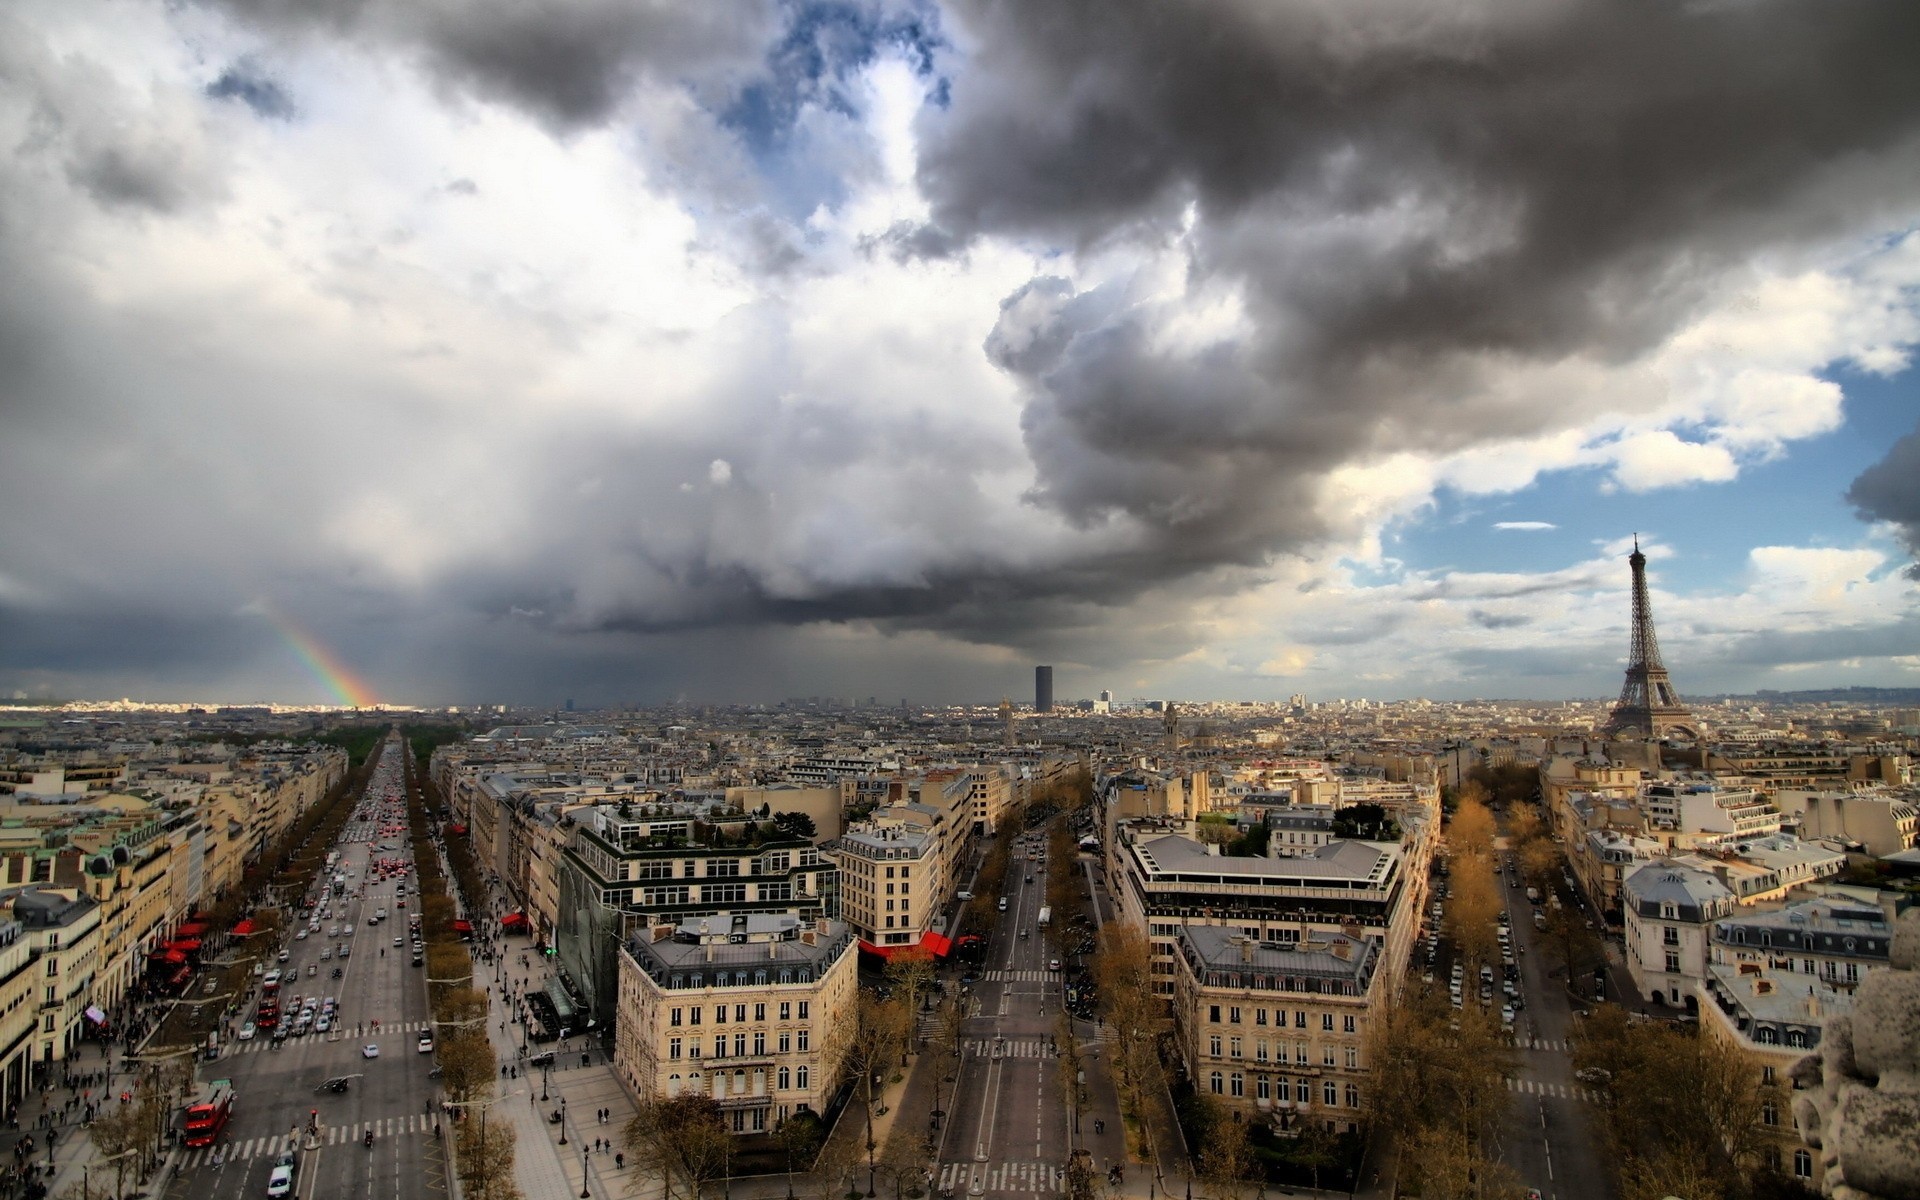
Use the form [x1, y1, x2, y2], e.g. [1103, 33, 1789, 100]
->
[182, 1080, 235, 1147]
[256, 1001, 279, 1029]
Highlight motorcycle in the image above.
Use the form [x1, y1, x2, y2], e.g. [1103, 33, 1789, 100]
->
[364, 1130, 375, 1148]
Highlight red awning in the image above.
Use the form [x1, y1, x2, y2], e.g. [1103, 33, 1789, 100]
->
[163, 949, 187, 964]
[453, 920, 473, 932]
[858, 939, 898, 959]
[501, 913, 528, 927]
[920, 931, 953, 957]
[448, 824, 468, 835]
[168, 966, 190, 985]
[232, 919, 257, 936]
[176, 922, 209, 937]
[168, 939, 202, 952]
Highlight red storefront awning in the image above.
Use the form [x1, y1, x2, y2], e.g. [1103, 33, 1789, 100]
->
[168, 939, 202, 952]
[448, 824, 469, 835]
[163, 949, 187, 964]
[453, 920, 473, 933]
[232, 919, 257, 936]
[858, 939, 898, 959]
[177, 922, 209, 937]
[501, 913, 528, 928]
[920, 931, 953, 957]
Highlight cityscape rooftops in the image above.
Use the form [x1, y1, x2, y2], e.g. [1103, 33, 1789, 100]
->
[1176, 924, 1380, 995]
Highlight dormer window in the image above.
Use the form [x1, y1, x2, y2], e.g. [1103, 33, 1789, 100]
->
[1660, 903, 1677, 920]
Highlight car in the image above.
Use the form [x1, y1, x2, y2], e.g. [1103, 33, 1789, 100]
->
[277, 950, 291, 963]
[339, 945, 350, 957]
[267, 1151, 298, 1198]
[956, 891, 974, 902]
[319, 948, 331, 961]
[362, 1043, 380, 1058]
[238, 1023, 256, 1041]
[419, 1033, 434, 1053]
[1501, 1005, 1515, 1026]
[295, 929, 308, 941]
[1049, 959, 1061, 971]
[394, 936, 404, 947]
[1574, 1067, 1611, 1085]
[316, 1016, 332, 1032]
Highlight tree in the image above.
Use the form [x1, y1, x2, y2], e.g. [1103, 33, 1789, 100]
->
[435, 985, 490, 1028]
[1090, 924, 1162, 1124]
[438, 1031, 498, 1105]
[1540, 904, 1604, 992]
[1287, 1116, 1340, 1193]
[812, 1126, 866, 1200]
[777, 1112, 825, 1197]
[884, 948, 939, 1041]
[457, 1111, 522, 1200]
[1064, 1148, 1103, 1200]
[840, 991, 911, 1173]
[774, 811, 817, 840]
[625, 1093, 731, 1200]
[1192, 1096, 1252, 1199]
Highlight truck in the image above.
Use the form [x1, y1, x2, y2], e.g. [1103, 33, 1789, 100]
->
[1037, 906, 1052, 928]
[182, 1079, 235, 1147]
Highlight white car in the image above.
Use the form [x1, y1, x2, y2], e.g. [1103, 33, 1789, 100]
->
[363, 1044, 380, 1058]
[295, 929, 308, 941]
[267, 1153, 296, 1198]
[418, 1033, 434, 1053]
[316, 1016, 332, 1032]
[238, 1023, 256, 1041]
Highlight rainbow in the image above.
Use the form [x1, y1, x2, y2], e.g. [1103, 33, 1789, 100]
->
[257, 600, 380, 708]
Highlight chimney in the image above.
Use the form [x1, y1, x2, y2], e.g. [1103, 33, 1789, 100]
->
[1240, 937, 1253, 964]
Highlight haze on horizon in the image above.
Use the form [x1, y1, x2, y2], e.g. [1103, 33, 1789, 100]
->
[3, 0, 1919, 709]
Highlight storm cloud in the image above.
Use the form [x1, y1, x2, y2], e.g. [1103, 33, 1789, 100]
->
[1, 0, 1918, 704]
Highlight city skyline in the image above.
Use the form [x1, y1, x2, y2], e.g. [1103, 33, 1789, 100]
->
[3, 1, 1919, 708]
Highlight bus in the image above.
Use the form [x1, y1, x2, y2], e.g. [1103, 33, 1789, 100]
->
[182, 1080, 235, 1147]
[1037, 906, 1052, 928]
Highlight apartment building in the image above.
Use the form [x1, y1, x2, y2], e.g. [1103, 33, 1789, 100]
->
[1623, 862, 1736, 1009]
[1171, 926, 1377, 1134]
[8, 889, 102, 1070]
[1540, 757, 1642, 839]
[0, 921, 36, 1118]
[1709, 898, 1894, 993]
[1698, 962, 1852, 1185]
[614, 914, 857, 1136]
[1109, 819, 1428, 1001]
[826, 774, 971, 955]
[1644, 780, 1782, 840]
[557, 800, 836, 1030]
[1772, 788, 1920, 858]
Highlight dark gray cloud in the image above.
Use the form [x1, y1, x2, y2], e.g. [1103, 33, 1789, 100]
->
[206, 63, 296, 119]
[917, 0, 1920, 576]
[195, 0, 784, 129]
[1847, 419, 1920, 577]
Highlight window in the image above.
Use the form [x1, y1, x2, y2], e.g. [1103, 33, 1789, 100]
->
[1345, 1083, 1360, 1109]
[1345, 1046, 1359, 1069]
[754, 1032, 766, 1055]
[1256, 1076, 1271, 1101]
[1665, 952, 1680, 973]
[778, 1032, 790, 1053]
[1761, 1101, 1778, 1127]
[716, 1005, 728, 1024]
[1230, 1073, 1244, 1098]
[1296, 1079, 1309, 1102]
[669, 1038, 682, 1061]
[1343, 1015, 1356, 1034]
[798, 1002, 809, 1019]
[1295, 1043, 1308, 1065]
[1758, 1027, 1779, 1045]
[1295, 1011, 1307, 1028]
[735, 1005, 746, 1023]
[778, 1067, 790, 1090]
[670, 1008, 683, 1027]
[1664, 926, 1679, 946]
[1229, 1007, 1241, 1024]
[1323, 1045, 1336, 1067]
[780, 1002, 791, 1021]
[1761, 1066, 1776, 1086]
[1321, 1013, 1334, 1032]
[1209, 1036, 1223, 1058]
[1209, 1005, 1221, 1024]
[1209, 1071, 1224, 1095]
[713, 1036, 726, 1058]
[1793, 1150, 1812, 1180]
[797, 1029, 809, 1052]
[796, 1066, 809, 1090]
[755, 1004, 766, 1022]
[1323, 1080, 1338, 1106]
[734, 1034, 747, 1057]
[1230, 1037, 1242, 1060]
[1255, 1009, 1268, 1026]
[690, 1007, 702, 1026]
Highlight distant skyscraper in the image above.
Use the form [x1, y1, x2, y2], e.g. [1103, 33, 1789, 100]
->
[1604, 538, 1698, 740]
[1099, 689, 1112, 704]
[1035, 665, 1054, 714]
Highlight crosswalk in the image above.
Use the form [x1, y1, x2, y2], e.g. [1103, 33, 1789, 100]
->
[181, 1114, 438, 1168]
[227, 1020, 433, 1055]
[981, 970, 1058, 983]
[1505, 1077, 1599, 1102]
[1517, 1037, 1570, 1052]
[966, 1039, 1056, 1059]
[938, 1162, 1064, 1194]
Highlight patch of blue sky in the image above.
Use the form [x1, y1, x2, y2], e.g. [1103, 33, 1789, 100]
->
[1385, 362, 1920, 591]
[721, 1, 945, 219]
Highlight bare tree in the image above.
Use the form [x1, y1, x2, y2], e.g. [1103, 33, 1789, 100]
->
[456, 1110, 522, 1200]
[625, 1093, 731, 1200]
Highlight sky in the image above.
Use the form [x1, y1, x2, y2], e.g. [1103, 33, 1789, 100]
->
[2, 0, 1919, 709]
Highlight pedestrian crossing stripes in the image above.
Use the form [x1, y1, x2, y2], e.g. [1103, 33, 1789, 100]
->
[967, 1039, 1055, 1059]
[1518, 1037, 1569, 1052]
[981, 970, 1058, 983]
[227, 1020, 431, 1053]
[938, 1161, 1064, 1194]
[1505, 1077, 1598, 1102]
[181, 1114, 439, 1167]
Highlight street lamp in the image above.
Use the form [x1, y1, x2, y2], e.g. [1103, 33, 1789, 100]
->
[559, 1096, 569, 1145]
[581, 1146, 592, 1199]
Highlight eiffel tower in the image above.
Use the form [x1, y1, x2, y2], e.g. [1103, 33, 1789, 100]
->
[1604, 537, 1697, 740]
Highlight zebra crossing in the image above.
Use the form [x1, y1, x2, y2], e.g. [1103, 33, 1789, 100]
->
[981, 970, 1057, 983]
[966, 1039, 1056, 1059]
[938, 1161, 1065, 1194]
[1505, 1077, 1598, 1103]
[1517, 1037, 1570, 1053]
[181, 1114, 437, 1167]
[227, 1020, 433, 1055]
